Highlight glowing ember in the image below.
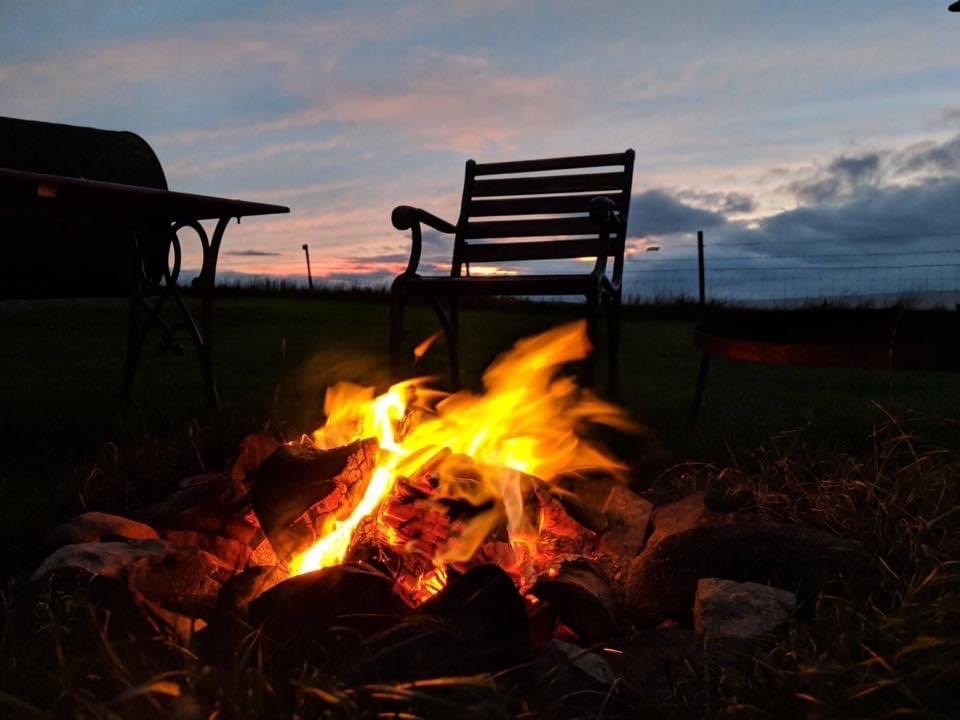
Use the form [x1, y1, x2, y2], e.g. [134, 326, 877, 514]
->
[288, 321, 634, 599]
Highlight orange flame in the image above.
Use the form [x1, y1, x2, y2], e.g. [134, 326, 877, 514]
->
[288, 321, 634, 593]
[413, 331, 442, 361]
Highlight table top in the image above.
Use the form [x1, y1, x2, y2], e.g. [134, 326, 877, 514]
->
[0, 167, 290, 221]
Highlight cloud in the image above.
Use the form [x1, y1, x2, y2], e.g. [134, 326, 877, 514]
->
[628, 190, 727, 237]
[224, 249, 282, 257]
[787, 152, 883, 205]
[674, 189, 757, 214]
[710, 175, 960, 264]
[893, 134, 960, 176]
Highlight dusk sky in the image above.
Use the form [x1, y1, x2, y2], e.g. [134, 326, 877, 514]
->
[3, 1, 959, 297]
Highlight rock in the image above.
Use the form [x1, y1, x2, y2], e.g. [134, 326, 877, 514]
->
[160, 529, 252, 572]
[417, 564, 531, 675]
[218, 564, 288, 610]
[249, 564, 407, 646]
[544, 483, 609, 534]
[646, 492, 737, 549]
[694, 578, 796, 698]
[625, 521, 871, 627]
[553, 473, 617, 518]
[544, 639, 616, 686]
[33, 539, 171, 581]
[530, 559, 618, 644]
[47, 512, 159, 549]
[128, 548, 234, 617]
[599, 485, 653, 559]
[694, 578, 795, 639]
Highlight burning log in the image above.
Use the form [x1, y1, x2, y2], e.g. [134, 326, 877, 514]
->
[251, 438, 379, 563]
[530, 559, 618, 645]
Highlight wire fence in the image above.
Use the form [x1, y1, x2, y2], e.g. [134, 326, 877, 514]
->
[623, 233, 960, 308]
[210, 231, 960, 309]
[622, 264, 960, 308]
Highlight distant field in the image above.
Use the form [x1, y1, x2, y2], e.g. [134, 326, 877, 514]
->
[2, 295, 959, 572]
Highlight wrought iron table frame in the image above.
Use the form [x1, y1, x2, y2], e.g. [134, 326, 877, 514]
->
[0, 168, 289, 411]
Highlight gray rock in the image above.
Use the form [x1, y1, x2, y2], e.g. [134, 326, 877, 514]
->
[646, 492, 736, 549]
[545, 639, 616, 687]
[694, 578, 795, 639]
[128, 548, 233, 617]
[48, 512, 159, 548]
[33, 539, 171, 581]
[599, 485, 653, 559]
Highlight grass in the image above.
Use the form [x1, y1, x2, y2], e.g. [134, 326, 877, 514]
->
[2, 294, 960, 575]
[1, 293, 959, 717]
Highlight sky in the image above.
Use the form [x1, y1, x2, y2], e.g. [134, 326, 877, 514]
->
[3, 1, 960, 301]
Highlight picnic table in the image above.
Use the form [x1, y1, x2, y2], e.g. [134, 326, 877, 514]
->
[0, 167, 289, 410]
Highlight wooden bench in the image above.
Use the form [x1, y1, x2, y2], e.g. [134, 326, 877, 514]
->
[389, 150, 634, 392]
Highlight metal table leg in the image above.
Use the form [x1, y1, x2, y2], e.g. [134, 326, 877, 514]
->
[122, 216, 232, 411]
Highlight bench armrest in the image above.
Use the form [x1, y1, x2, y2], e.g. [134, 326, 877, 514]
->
[391, 205, 458, 275]
[589, 196, 625, 229]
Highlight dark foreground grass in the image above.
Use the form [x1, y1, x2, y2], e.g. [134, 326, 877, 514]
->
[1, 418, 957, 719]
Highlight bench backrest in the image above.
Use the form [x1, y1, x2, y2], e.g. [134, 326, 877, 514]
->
[452, 150, 634, 279]
[0, 116, 167, 298]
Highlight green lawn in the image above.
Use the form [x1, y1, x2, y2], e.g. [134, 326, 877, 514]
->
[2, 295, 959, 573]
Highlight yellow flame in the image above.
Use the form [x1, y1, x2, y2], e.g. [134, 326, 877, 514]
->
[289, 320, 634, 581]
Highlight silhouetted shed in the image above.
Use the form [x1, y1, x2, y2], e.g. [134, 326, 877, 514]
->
[0, 116, 168, 298]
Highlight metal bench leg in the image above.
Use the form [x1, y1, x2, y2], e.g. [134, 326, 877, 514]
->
[425, 295, 460, 389]
[606, 294, 621, 397]
[688, 352, 711, 426]
[389, 278, 407, 381]
[583, 293, 599, 387]
[448, 296, 461, 389]
[122, 276, 144, 402]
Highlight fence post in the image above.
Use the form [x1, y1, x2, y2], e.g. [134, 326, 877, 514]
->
[302, 243, 314, 290]
[689, 229, 710, 427]
[697, 230, 705, 309]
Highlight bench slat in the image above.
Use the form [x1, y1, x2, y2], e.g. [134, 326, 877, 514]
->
[472, 153, 628, 176]
[468, 192, 624, 217]
[462, 239, 605, 262]
[471, 172, 626, 197]
[462, 217, 606, 239]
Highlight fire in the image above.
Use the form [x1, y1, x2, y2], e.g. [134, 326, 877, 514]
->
[288, 321, 634, 597]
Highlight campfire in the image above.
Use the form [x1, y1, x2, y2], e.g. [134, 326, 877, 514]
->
[276, 320, 635, 605]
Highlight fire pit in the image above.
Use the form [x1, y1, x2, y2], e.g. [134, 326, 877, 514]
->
[30, 320, 865, 712]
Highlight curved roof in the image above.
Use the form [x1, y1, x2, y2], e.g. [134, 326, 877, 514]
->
[0, 116, 167, 190]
